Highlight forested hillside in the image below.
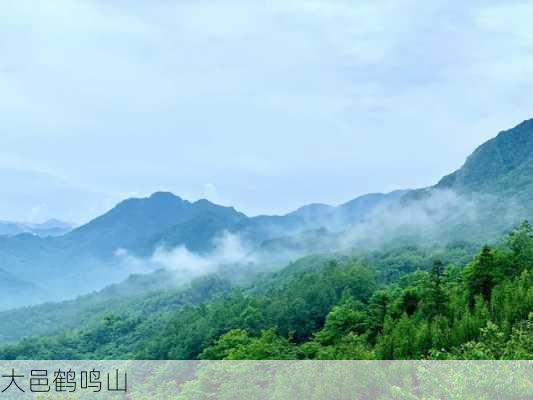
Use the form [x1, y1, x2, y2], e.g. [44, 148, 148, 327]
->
[437, 119, 533, 198]
[1, 222, 530, 360]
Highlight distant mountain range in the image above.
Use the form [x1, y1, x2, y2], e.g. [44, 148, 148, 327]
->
[0, 219, 73, 237]
[0, 189, 405, 308]
[57, 188, 407, 258]
[0, 118, 532, 309]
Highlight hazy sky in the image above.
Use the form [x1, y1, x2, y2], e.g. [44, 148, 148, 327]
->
[1, 0, 533, 223]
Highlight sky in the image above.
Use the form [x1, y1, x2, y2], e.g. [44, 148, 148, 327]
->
[1, 0, 533, 224]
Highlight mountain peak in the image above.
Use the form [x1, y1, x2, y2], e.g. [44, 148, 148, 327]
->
[193, 198, 214, 206]
[149, 191, 182, 201]
[112, 191, 187, 211]
[66, 191, 249, 256]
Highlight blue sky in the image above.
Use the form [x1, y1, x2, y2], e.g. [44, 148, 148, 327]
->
[1, 0, 533, 223]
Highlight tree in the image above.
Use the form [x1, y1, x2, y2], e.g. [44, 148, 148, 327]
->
[313, 299, 368, 345]
[507, 220, 533, 275]
[399, 288, 419, 316]
[429, 260, 448, 317]
[465, 246, 496, 306]
[225, 329, 295, 360]
[199, 329, 252, 360]
[367, 291, 389, 343]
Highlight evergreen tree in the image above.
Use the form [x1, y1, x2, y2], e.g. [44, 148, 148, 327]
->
[466, 246, 496, 306]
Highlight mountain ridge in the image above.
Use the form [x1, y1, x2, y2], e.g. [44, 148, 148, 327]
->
[436, 118, 533, 197]
[1, 118, 533, 308]
[0, 219, 73, 237]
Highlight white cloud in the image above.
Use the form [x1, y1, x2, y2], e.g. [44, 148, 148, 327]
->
[115, 231, 255, 282]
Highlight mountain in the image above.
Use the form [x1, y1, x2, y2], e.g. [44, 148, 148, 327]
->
[1, 120, 532, 362]
[0, 193, 254, 305]
[392, 119, 533, 244]
[1, 118, 532, 309]
[339, 190, 410, 220]
[436, 118, 533, 198]
[0, 219, 73, 237]
[285, 190, 409, 231]
[64, 192, 249, 257]
[64, 190, 406, 258]
[139, 205, 249, 255]
[0, 189, 406, 308]
[252, 190, 410, 258]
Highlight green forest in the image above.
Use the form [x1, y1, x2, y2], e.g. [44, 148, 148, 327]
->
[1, 221, 531, 360]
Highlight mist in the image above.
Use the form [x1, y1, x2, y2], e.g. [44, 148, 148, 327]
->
[115, 231, 257, 285]
[109, 187, 532, 295]
[336, 188, 530, 252]
[4, 186, 528, 312]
